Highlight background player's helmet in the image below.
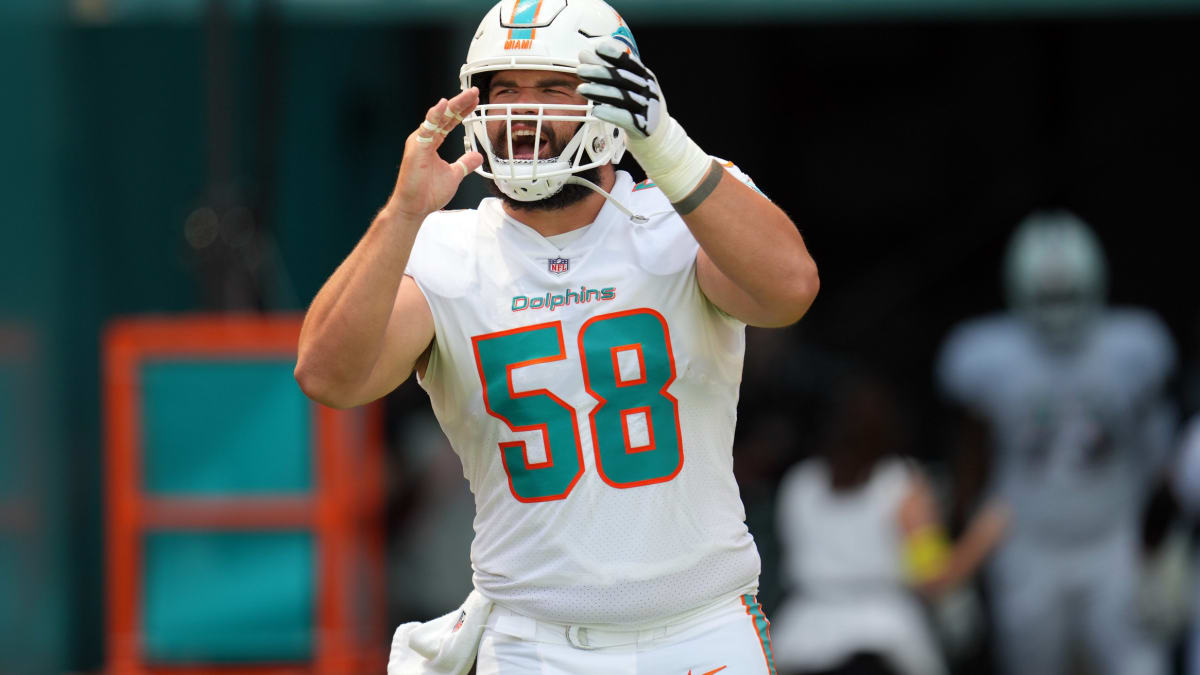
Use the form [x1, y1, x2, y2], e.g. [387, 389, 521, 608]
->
[1004, 210, 1109, 349]
[460, 0, 635, 202]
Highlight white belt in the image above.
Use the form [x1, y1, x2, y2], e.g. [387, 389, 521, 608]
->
[485, 592, 748, 650]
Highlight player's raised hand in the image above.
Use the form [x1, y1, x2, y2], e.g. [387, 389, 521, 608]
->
[388, 87, 484, 219]
[576, 39, 664, 141]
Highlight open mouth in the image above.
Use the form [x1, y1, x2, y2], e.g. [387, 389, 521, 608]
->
[505, 127, 553, 160]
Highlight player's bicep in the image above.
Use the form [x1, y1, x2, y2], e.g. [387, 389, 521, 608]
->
[694, 250, 772, 326]
[351, 274, 435, 405]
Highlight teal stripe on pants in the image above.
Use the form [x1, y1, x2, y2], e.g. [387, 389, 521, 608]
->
[742, 594, 776, 675]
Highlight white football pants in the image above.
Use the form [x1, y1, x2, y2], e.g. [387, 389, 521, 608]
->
[990, 524, 1165, 675]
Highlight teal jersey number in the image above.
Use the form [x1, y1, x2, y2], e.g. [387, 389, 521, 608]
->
[472, 310, 683, 502]
[580, 309, 682, 488]
[472, 322, 584, 503]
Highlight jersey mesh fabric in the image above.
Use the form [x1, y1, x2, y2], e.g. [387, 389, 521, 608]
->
[406, 168, 761, 624]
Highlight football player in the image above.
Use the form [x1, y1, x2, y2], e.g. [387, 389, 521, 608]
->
[294, 1, 819, 673]
[936, 210, 1177, 675]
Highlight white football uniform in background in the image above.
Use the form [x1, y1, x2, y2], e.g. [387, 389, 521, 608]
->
[398, 165, 775, 673]
[937, 310, 1176, 675]
[1171, 416, 1200, 675]
[772, 457, 946, 675]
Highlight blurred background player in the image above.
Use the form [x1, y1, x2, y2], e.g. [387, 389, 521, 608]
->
[772, 373, 1007, 675]
[936, 210, 1177, 675]
[1171, 415, 1200, 675]
[294, 0, 818, 672]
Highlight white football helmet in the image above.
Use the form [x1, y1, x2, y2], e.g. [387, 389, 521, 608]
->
[1004, 210, 1108, 349]
[460, 0, 635, 202]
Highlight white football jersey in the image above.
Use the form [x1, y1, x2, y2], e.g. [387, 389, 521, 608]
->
[936, 310, 1176, 542]
[404, 167, 761, 625]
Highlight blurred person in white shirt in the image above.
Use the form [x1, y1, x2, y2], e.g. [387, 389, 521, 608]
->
[773, 373, 1007, 675]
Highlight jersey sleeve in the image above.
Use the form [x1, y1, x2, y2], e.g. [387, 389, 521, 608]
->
[1107, 308, 1178, 395]
[935, 317, 1008, 412]
[632, 157, 769, 200]
[403, 210, 476, 299]
[712, 157, 769, 200]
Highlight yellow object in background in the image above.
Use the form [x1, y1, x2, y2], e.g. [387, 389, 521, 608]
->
[903, 525, 952, 584]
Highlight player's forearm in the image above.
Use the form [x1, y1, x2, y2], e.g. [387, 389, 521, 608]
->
[919, 500, 1010, 597]
[298, 88, 482, 406]
[295, 207, 423, 406]
[684, 165, 819, 327]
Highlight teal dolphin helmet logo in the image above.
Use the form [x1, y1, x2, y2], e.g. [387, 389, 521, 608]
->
[611, 25, 639, 58]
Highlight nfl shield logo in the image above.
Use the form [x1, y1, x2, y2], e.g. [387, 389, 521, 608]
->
[548, 257, 569, 275]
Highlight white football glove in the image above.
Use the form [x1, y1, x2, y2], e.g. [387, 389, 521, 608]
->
[576, 39, 664, 141]
[576, 39, 712, 204]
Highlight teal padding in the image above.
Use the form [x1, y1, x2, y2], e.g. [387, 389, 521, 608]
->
[142, 360, 312, 495]
[143, 531, 313, 663]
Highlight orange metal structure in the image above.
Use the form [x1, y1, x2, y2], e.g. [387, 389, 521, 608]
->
[103, 315, 386, 675]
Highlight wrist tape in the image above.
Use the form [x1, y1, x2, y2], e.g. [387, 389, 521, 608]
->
[627, 116, 712, 204]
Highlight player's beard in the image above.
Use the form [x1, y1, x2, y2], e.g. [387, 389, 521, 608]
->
[486, 124, 599, 212]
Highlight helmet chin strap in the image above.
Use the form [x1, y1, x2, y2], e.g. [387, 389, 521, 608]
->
[564, 175, 671, 225]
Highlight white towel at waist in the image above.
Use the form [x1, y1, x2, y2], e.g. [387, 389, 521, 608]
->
[388, 590, 494, 675]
